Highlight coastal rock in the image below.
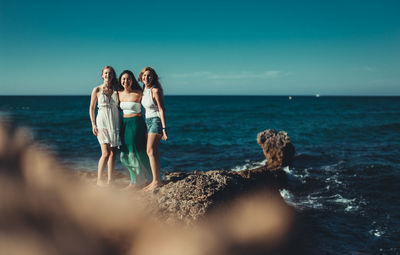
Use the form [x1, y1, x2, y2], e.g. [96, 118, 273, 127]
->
[148, 168, 288, 224]
[74, 129, 295, 224]
[257, 129, 295, 170]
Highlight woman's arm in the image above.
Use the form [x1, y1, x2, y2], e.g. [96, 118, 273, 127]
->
[152, 88, 168, 140]
[117, 91, 122, 111]
[89, 87, 99, 136]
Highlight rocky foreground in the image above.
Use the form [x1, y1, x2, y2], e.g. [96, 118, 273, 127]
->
[77, 129, 296, 224]
[0, 122, 305, 255]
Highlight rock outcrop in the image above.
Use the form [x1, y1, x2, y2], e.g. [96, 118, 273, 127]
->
[75, 129, 294, 224]
[257, 129, 295, 170]
[145, 168, 287, 224]
[75, 129, 296, 224]
[145, 129, 295, 224]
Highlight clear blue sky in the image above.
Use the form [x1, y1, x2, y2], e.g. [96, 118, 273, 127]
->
[1, 0, 399, 95]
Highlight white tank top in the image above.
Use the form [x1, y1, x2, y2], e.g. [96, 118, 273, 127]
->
[120, 101, 141, 115]
[142, 87, 160, 118]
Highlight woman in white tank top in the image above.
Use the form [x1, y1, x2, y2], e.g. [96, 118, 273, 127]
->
[138, 66, 168, 191]
[118, 70, 152, 189]
[89, 66, 122, 186]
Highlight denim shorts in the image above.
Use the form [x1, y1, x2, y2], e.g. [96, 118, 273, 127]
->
[145, 117, 162, 134]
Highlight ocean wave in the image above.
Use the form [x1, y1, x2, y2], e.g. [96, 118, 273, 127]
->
[327, 194, 356, 204]
[279, 189, 297, 207]
[369, 228, 385, 238]
[327, 194, 359, 212]
[297, 194, 324, 210]
[320, 161, 346, 172]
[230, 159, 267, 171]
[280, 192, 361, 212]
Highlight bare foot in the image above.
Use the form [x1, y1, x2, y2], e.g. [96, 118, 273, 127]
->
[96, 180, 107, 187]
[142, 181, 162, 191]
[121, 184, 138, 191]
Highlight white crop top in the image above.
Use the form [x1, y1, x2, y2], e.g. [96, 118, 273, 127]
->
[142, 87, 160, 118]
[120, 102, 141, 115]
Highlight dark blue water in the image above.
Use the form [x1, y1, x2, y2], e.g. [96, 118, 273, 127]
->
[0, 95, 399, 254]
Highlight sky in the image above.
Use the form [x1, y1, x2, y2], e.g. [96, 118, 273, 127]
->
[0, 0, 399, 95]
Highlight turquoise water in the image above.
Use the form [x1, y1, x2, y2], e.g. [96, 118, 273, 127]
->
[0, 95, 399, 254]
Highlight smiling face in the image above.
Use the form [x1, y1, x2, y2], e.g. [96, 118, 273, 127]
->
[102, 68, 113, 82]
[120, 73, 133, 90]
[142, 70, 153, 87]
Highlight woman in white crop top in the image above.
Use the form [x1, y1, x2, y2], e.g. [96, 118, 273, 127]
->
[118, 70, 152, 189]
[138, 66, 168, 191]
[89, 66, 122, 186]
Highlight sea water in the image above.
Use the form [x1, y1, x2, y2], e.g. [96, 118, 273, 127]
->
[0, 95, 399, 254]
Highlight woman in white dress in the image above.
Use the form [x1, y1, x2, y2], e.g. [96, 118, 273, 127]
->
[89, 66, 122, 186]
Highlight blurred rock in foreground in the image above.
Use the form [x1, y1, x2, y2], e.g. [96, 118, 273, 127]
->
[0, 122, 304, 255]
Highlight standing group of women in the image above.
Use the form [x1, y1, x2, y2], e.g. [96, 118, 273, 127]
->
[89, 66, 167, 191]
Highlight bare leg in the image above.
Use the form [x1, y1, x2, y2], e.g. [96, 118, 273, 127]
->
[107, 147, 117, 184]
[143, 133, 162, 191]
[97, 143, 111, 186]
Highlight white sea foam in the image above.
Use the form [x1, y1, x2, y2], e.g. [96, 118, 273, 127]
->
[279, 189, 292, 200]
[320, 160, 345, 172]
[280, 192, 325, 210]
[283, 166, 291, 174]
[279, 189, 297, 207]
[327, 194, 360, 212]
[344, 205, 359, 212]
[230, 159, 267, 172]
[329, 194, 356, 204]
[369, 229, 385, 237]
[326, 172, 343, 185]
[300, 195, 324, 209]
[291, 167, 310, 183]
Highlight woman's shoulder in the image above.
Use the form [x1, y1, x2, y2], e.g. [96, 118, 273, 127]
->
[92, 85, 102, 94]
[151, 87, 163, 98]
[151, 87, 160, 95]
[132, 89, 143, 95]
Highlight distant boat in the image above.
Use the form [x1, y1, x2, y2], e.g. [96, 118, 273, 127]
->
[316, 94, 320, 98]
[289, 96, 293, 100]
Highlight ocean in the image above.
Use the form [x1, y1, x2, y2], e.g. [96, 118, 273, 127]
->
[0, 95, 399, 254]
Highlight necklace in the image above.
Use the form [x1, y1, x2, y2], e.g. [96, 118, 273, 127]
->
[103, 84, 113, 95]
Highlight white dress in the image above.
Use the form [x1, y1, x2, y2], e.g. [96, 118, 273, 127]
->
[96, 90, 122, 147]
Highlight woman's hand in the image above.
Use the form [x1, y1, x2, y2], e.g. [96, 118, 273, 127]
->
[92, 124, 98, 136]
[162, 129, 168, 141]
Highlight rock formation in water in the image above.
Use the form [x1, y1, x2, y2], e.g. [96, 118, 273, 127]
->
[257, 129, 296, 170]
[141, 129, 296, 224]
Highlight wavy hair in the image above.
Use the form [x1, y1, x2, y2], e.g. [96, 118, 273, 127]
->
[101, 66, 120, 91]
[138, 66, 164, 94]
[119, 70, 142, 92]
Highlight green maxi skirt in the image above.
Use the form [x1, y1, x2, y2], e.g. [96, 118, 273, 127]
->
[120, 116, 152, 186]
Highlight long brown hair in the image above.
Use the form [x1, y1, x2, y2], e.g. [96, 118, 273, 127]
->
[119, 70, 142, 91]
[101, 66, 120, 91]
[138, 66, 164, 94]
